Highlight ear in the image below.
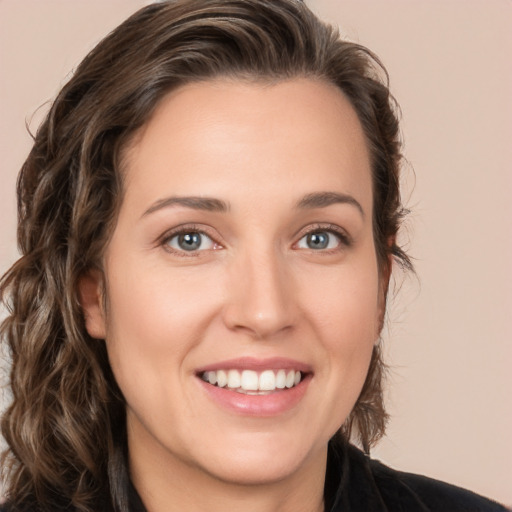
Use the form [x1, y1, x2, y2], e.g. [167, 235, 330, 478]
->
[78, 270, 107, 339]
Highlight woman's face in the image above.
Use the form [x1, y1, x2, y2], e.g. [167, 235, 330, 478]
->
[82, 78, 385, 486]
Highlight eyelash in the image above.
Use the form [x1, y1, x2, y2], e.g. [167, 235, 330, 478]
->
[159, 223, 351, 256]
[160, 224, 219, 257]
[295, 223, 351, 253]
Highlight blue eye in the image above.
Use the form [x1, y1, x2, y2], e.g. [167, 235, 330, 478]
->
[297, 231, 341, 250]
[166, 231, 215, 252]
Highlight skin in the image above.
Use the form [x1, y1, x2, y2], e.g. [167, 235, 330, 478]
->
[80, 78, 387, 512]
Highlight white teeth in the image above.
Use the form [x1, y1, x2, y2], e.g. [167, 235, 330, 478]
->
[216, 369, 228, 388]
[275, 369, 286, 389]
[240, 370, 259, 391]
[259, 370, 276, 391]
[285, 370, 295, 388]
[227, 369, 241, 388]
[201, 368, 304, 392]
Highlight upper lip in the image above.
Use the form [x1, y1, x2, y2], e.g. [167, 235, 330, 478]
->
[195, 357, 313, 374]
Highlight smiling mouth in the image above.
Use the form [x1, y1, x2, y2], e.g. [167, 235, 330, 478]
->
[199, 369, 304, 395]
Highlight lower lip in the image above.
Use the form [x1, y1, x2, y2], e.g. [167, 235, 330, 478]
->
[198, 375, 311, 417]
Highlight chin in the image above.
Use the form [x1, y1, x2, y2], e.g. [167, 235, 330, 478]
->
[203, 452, 305, 486]
[193, 430, 325, 485]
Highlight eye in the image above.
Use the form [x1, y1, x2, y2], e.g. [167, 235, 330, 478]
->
[165, 231, 216, 252]
[296, 230, 344, 251]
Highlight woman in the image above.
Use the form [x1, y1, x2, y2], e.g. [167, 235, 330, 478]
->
[0, 1, 508, 511]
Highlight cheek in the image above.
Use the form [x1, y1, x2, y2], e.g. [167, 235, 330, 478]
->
[103, 258, 225, 376]
[302, 252, 381, 415]
[304, 255, 382, 342]
[318, 281, 379, 382]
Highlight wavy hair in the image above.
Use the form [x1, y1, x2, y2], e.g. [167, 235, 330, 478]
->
[0, 0, 411, 510]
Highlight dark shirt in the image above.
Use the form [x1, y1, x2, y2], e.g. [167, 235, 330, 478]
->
[324, 439, 509, 511]
[2, 440, 509, 511]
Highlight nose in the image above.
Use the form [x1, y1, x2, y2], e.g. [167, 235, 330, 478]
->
[222, 247, 297, 339]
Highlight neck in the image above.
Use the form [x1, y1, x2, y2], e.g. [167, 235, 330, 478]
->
[134, 468, 325, 512]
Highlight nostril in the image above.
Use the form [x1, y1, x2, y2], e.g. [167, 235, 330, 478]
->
[221, 265, 296, 337]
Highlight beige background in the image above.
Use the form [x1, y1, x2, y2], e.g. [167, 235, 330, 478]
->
[1, 0, 511, 506]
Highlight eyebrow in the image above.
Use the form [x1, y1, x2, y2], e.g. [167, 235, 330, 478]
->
[141, 191, 364, 218]
[296, 192, 365, 218]
[142, 196, 229, 217]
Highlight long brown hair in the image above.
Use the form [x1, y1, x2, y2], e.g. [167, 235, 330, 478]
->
[0, 1, 411, 510]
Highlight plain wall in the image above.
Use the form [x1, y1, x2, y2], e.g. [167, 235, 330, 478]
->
[0, 0, 511, 506]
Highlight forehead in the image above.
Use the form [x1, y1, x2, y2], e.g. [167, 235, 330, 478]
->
[122, 78, 372, 212]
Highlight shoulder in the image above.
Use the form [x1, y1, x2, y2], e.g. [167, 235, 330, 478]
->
[327, 440, 510, 512]
[368, 454, 509, 512]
